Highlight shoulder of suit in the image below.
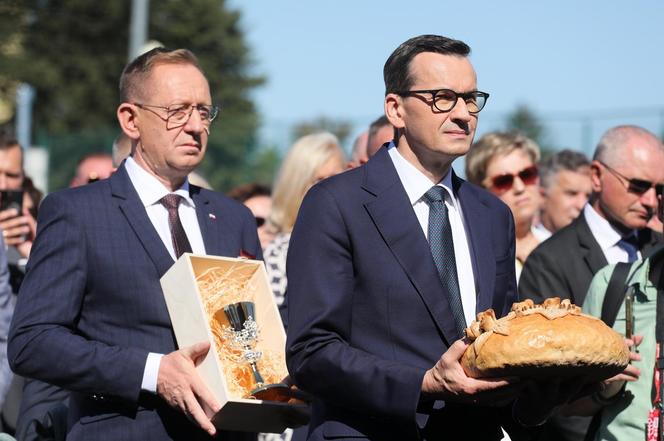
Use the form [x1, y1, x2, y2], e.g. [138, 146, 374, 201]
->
[455, 177, 511, 213]
[194, 186, 254, 218]
[528, 217, 582, 259]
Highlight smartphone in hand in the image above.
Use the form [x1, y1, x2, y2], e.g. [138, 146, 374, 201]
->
[0, 189, 24, 214]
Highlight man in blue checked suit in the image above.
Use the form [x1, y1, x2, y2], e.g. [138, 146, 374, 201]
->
[285, 35, 576, 441]
[8, 48, 261, 440]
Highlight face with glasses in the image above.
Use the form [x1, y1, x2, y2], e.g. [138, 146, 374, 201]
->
[118, 62, 214, 189]
[591, 142, 664, 231]
[483, 149, 541, 224]
[385, 53, 482, 178]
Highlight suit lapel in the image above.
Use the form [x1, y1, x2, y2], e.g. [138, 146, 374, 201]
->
[111, 165, 175, 277]
[575, 215, 608, 274]
[454, 177, 495, 314]
[191, 186, 223, 256]
[362, 150, 460, 345]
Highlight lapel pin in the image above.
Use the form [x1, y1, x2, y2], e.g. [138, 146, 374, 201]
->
[208, 213, 216, 220]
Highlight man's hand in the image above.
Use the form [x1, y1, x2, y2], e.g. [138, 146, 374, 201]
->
[0, 208, 35, 256]
[157, 341, 220, 436]
[563, 334, 643, 417]
[421, 339, 522, 405]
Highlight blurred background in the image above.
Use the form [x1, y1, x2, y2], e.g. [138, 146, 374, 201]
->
[0, 0, 662, 193]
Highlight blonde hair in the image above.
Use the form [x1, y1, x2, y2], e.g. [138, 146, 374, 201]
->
[465, 131, 541, 186]
[269, 132, 344, 233]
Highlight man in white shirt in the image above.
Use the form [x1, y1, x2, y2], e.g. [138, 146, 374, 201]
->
[8, 48, 261, 441]
[519, 125, 664, 441]
[285, 34, 571, 441]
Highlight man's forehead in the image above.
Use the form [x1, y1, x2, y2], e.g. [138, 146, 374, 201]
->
[0, 146, 23, 168]
[408, 52, 477, 88]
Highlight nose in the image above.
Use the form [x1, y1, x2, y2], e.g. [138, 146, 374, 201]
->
[641, 186, 659, 209]
[512, 175, 526, 193]
[449, 97, 472, 122]
[184, 107, 206, 134]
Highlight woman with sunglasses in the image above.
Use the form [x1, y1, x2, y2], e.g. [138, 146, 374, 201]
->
[466, 131, 544, 282]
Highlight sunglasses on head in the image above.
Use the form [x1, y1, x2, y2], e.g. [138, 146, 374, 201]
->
[489, 165, 539, 192]
[600, 161, 664, 197]
[255, 216, 266, 227]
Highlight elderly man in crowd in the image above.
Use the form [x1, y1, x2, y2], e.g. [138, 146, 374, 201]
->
[534, 149, 592, 239]
[8, 47, 261, 441]
[519, 125, 664, 441]
[577, 179, 663, 441]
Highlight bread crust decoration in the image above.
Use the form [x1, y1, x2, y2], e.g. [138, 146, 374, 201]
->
[461, 298, 630, 380]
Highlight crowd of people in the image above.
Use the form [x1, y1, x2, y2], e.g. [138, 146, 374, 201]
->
[0, 34, 660, 441]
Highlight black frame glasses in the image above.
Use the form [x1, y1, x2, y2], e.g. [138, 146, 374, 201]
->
[397, 88, 489, 114]
[600, 161, 664, 197]
[489, 165, 539, 192]
[134, 103, 219, 129]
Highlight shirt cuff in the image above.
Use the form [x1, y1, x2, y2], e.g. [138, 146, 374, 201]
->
[141, 352, 164, 393]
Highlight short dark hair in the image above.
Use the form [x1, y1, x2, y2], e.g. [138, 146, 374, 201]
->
[383, 35, 471, 95]
[539, 149, 590, 189]
[0, 129, 19, 151]
[227, 183, 271, 203]
[119, 47, 202, 102]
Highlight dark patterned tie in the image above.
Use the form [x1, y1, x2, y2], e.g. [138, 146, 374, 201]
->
[160, 194, 192, 258]
[423, 186, 466, 335]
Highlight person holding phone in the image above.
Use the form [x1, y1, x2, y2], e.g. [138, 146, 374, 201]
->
[0, 135, 37, 261]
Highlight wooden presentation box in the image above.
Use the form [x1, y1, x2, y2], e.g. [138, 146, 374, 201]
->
[160, 253, 306, 433]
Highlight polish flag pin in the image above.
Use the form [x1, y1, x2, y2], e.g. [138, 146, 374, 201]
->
[208, 213, 216, 220]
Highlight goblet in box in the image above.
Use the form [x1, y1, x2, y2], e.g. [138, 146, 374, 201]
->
[219, 301, 291, 401]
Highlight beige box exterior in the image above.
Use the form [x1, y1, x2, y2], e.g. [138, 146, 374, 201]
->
[160, 253, 304, 433]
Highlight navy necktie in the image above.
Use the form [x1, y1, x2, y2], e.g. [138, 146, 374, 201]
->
[617, 235, 638, 263]
[423, 186, 466, 335]
[160, 194, 193, 258]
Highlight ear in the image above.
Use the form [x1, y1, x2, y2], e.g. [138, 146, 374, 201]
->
[589, 160, 603, 193]
[117, 103, 141, 141]
[385, 93, 406, 132]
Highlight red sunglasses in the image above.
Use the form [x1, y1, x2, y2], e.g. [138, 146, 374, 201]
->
[489, 165, 539, 191]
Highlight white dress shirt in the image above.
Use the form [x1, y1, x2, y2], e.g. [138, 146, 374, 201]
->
[388, 144, 477, 327]
[125, 156, 206, 393]
[583, 203, 641, 264]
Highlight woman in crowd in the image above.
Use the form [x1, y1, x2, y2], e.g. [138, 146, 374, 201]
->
[465, 131, 544, 282]
[264, 132, 346, 307]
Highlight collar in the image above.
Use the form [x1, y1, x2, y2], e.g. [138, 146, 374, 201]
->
[583, 203, 633, 251]
[124, 156, 194, 208]
[387, 142, 457, 208]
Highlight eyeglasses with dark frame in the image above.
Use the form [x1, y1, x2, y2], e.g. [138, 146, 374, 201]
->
[397, 88, 489, 114]
[133, 103, 220, 129]
[599, 161, 664, 197]
[488, 165, 539, 192]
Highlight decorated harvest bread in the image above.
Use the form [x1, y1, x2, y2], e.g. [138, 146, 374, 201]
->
[460, 297, 630, 380]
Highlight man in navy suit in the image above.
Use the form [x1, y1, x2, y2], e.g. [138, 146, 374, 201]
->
[285, 35, 574, 441]
[8, 48, 261, 440]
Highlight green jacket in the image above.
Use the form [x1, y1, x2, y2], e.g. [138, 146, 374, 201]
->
[582, 253, 659, 441]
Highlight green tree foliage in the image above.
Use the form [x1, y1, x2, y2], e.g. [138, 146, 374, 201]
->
[0, 0, 264, 191]
[504, 103, 554, 157]
[292, 116, 352, 147]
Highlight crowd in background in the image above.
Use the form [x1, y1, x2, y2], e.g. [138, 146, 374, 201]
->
[0, 41, 661, 441]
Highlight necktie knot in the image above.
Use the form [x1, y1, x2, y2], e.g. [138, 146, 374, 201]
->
[160, 194, 183, 211]
[617, 235, 639, 263]
[423, 186, 447, 205]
